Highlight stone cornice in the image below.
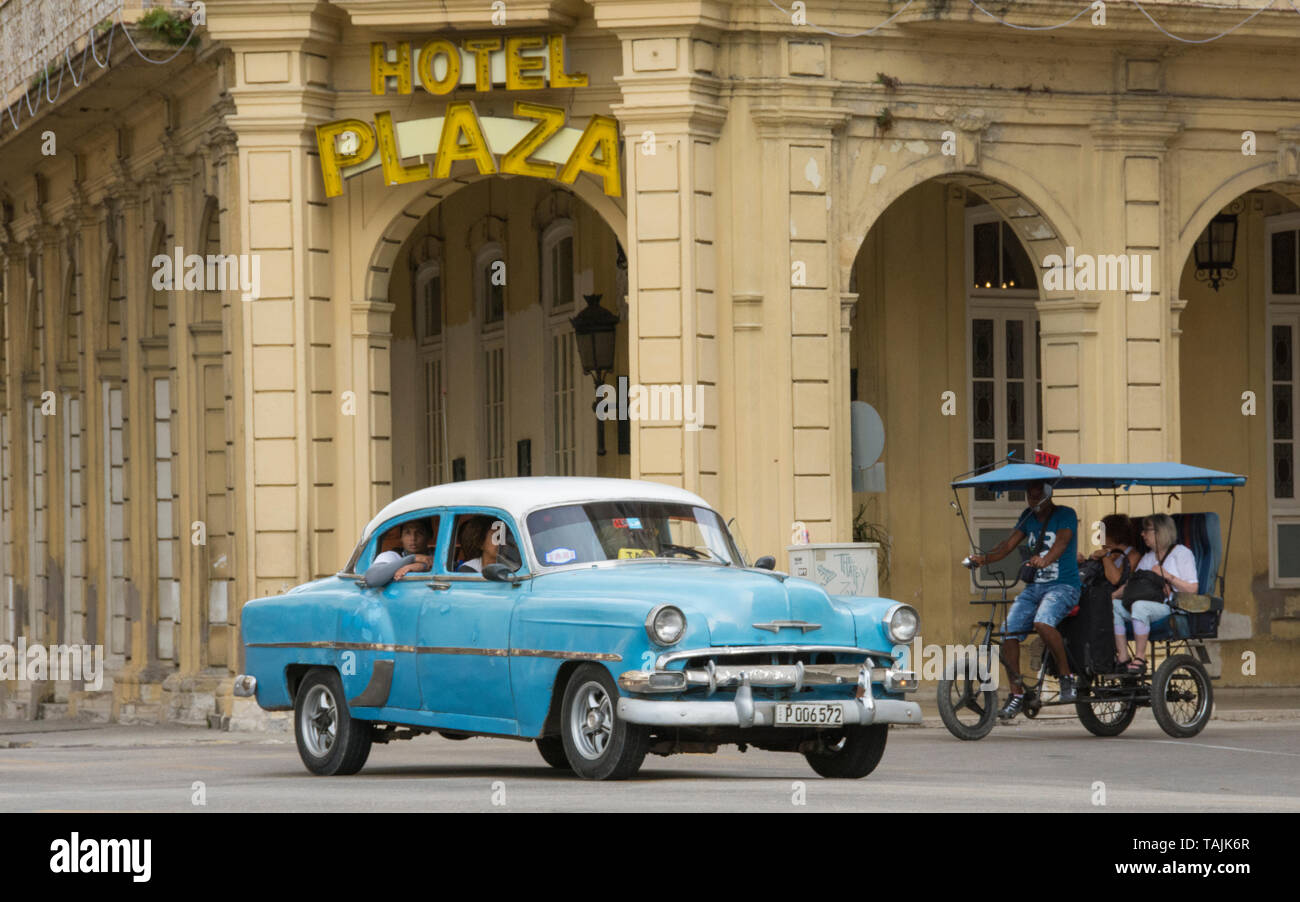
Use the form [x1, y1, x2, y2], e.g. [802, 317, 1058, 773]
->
[1089, 119, 1183, 151]
[610, 98, 728, 138]
[590, 0, 731, 36]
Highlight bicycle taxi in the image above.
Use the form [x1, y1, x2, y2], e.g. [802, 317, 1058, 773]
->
[938, 459, 1244, 741]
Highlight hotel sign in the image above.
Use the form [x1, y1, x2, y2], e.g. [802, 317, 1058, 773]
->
[315, 35, 620, 198]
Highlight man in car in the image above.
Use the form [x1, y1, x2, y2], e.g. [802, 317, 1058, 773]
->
[364, 518, 435, 583]
[968, 480, 1081, 715]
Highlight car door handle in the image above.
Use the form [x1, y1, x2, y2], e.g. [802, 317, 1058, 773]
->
[428, 582, 451, 591]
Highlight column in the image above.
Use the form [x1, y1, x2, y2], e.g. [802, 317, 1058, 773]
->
[609, 29, 726, 503]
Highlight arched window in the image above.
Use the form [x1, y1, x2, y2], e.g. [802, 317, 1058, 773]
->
[414, 259, 443, 344]
[148, 223, 169, 339]
[965, 205, 1042, 541]
[413, 259, 445, 484]
[541, 220, 579, 475]
[475, 243, 506, 327]
[541, 219, 576, 311]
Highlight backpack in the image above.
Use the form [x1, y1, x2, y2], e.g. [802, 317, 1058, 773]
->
[1059, 581, 1118, 677]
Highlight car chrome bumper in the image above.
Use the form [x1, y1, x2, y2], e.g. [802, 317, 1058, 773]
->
[232, 674, 257, 698]
[619, 663, 918, 694]
[616, 694, 923, 728]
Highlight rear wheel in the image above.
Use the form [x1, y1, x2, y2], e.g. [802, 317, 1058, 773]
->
[560, 664, 649, 780]
[535, 734, 572, 770]
[1075, 675, 1137, 737]
[937, 671, 997, 740]
[1151, 654, 1213, 738]
[802, 724, 889, 778]
[294, 669, 372, 775]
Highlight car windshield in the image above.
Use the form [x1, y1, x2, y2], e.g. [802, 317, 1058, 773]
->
[527, 500, 742, 567]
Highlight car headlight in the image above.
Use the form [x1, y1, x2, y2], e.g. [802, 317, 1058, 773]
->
[646, 604, 686, 646]
[884, 603, 919, 644]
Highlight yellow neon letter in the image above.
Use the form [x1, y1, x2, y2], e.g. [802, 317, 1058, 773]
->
[548, 34, 587, 88]
[434, 102, 498, 178]
[370, 42, 412, 95]
[375, 111, 432, 187]
[559, 114, 621, 197]
[315, 119, 377, 198]
[462, 38, 501, 92]
[500, 101, 564, 180]
[505, 35, 545, 90]
[417, 38, 461, 95]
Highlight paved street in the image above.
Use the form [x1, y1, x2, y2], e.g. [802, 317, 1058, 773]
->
[2, 710, 1297, 812]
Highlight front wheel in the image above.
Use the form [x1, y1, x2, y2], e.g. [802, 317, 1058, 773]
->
[802, 724, 889, 778]
[1075, 675, 1137, 737]
[560, 664, 649, 780]
[294, 669, 372, 776]
[937, 673, 997, 740]
[535, 734, 572, 770]
[1151, 654, 1213, 738]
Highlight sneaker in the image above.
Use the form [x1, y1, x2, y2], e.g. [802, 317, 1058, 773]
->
[1058, 675, 1077, 703]
[997, 693, 1025, 720]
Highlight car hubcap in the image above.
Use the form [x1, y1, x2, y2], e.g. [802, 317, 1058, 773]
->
[301, 685, 337, 758]
[570, 681, 614, 760]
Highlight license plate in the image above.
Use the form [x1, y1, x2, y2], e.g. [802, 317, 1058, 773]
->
[774, 702, 844, 727]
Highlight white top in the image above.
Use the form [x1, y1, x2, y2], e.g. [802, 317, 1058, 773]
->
[358, 477, 714, 548]
[1137, 544, 1198, 600]
[457, 557, 483, 573]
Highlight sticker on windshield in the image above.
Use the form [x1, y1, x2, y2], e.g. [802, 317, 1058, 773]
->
[611, 517, 643, 529]
[545, 547, 577, 565]
[618, 548, 655, 559]
[626, 517, 643, 529]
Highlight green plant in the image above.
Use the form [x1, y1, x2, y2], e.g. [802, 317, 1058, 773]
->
[875, 107, 894, 133]
[94, 18, 114, 36]
[875, 72, 901, 90]
[29, 61, 59, 93]
[852, 503, 891, 589]
[137, 8, 193, 46]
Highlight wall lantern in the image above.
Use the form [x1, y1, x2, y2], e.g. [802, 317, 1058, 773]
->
[1193, 212, 1239, 291]
[570, 293, 620, 456]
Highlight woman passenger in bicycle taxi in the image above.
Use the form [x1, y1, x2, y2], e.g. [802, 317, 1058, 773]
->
[1077, 514, 1142, 595]
[1113, 513, 1199, 675]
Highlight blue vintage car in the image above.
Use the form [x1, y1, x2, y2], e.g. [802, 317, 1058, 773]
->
[235, 477, 921, 780]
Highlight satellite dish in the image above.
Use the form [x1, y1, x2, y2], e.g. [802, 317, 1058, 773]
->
[851, 401, 885, 470]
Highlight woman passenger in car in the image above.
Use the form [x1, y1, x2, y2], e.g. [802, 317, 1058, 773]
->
[455, 515, 501, 574]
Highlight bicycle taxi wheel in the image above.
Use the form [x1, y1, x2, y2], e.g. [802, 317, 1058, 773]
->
[1151, 653, 1213, 737]
[937, 665, 998, 740]
[1075, 673, 1137, 736]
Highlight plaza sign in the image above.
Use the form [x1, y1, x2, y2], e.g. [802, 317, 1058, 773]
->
[315, 35, 620, 199]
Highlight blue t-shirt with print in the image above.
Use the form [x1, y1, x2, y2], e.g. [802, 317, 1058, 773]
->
[1015, 505, 1080, 588]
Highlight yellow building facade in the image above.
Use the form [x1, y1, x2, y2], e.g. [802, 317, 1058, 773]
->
[1, 0, 1298, 722]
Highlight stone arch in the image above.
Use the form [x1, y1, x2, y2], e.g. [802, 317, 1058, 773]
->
[840, 151, 1080, 301]
[1176, 163, 1300, 272]
[360, 174, 626, 308]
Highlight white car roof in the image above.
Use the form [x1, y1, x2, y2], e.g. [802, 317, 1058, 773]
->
[359, 477, 715, 545]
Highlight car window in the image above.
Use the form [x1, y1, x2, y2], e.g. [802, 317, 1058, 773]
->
[447, 511, 524, 576]
[527, 501, 739, 566]
[350, 513, 440, 575]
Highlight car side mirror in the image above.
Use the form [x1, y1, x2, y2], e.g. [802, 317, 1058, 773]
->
[482, 562, 517, 583]
[754, 555, 776, 570]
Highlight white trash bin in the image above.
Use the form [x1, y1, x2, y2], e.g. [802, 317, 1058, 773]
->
[786, 543, 880, 597]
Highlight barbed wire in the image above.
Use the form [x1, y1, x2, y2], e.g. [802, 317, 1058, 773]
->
[765, 0, 1291, 41]
[3, 7, 197, 133]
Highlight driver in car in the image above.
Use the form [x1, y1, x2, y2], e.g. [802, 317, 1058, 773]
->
[968, 480, 1082, 716]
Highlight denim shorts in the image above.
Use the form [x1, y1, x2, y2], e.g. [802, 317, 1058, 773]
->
[1002, 582, 1081, 640]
